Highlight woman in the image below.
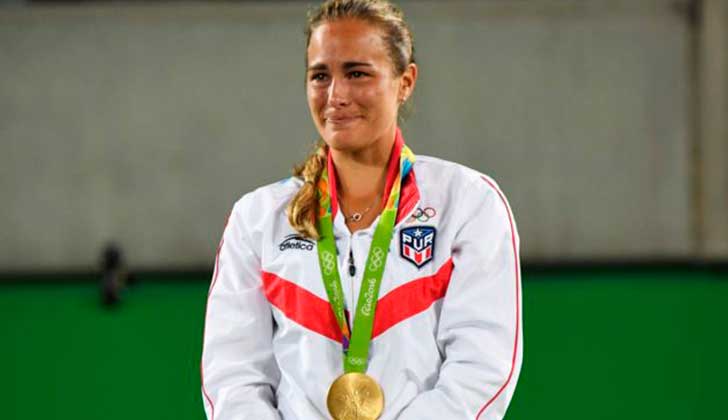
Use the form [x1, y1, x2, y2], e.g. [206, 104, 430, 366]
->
[201, 1, 522, 419]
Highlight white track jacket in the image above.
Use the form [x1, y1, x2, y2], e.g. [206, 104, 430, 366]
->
[201, 134, 523, 420]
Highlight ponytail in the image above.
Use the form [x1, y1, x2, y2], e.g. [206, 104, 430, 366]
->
[287, 140, 327, 239]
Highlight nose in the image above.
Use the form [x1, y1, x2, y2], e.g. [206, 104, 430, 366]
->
[327, 77, 350, 108]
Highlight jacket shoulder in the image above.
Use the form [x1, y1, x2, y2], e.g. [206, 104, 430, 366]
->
[414, 154, 506, 198]
[414, 155, 517, 240]
[229, 177, 302, 222]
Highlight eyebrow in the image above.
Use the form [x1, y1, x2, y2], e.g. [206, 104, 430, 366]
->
[307, 61, 374, 72]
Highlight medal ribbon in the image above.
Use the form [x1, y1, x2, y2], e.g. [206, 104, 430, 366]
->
[316, 142, 415, 373]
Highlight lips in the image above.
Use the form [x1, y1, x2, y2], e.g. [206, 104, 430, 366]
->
[325, 114, 361, 125]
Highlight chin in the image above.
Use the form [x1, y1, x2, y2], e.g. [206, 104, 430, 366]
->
[322, 126, 368, 152]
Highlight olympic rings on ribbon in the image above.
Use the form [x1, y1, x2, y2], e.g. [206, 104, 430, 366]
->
[368, 247, 385, 271]
[322, 250, 336, 275]
[410, 207, 436, 223]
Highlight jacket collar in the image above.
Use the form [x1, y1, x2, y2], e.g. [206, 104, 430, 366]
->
[326, 127, 419, 225]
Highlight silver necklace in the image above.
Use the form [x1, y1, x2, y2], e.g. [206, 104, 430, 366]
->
[346, 207, 372, 222]
[341, 196, 379, 223]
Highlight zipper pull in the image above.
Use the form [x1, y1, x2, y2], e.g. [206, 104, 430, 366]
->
[348, 249, 356, 277]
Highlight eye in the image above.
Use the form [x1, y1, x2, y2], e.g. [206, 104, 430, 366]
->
[310, 73, 329, 82]
[348, 71, 367, 79]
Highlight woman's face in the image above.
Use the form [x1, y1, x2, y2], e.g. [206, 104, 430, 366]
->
[306, 18, 415, 153]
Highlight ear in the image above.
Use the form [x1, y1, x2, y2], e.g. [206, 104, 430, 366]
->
[398, 63, 418, 104]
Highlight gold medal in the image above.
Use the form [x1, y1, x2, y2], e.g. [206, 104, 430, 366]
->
[327, 372, 384, 420]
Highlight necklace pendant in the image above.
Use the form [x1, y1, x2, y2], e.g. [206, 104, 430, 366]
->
[351, 213, 362, 222]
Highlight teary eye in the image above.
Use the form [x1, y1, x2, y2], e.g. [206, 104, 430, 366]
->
[310, 73, 329, 82]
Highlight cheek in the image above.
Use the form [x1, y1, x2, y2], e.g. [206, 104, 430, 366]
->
[362, 82, 398, 116]
[306, 88, 325, 114]
[360, 83, 396, 113]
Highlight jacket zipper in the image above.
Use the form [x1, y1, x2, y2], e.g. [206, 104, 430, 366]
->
[346, 245, 356, 332]
[348, 249, 356, 277]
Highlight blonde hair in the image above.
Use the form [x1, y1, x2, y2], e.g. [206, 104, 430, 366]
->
[287, 0, 416, 239]
[287, 140, 327, 239]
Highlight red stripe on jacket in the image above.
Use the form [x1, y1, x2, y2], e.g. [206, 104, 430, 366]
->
[262, 258, 454, 342]
[200, 211, 232, 420]
[262, 271, 343, 342]
[372, 258, 453, 338]
[475, 176, 521, 420]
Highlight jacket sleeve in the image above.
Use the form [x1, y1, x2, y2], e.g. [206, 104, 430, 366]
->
[201, 196, 282, 420]
[397, 176, 523, 420]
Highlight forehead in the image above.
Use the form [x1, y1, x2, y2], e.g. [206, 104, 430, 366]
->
[307, 19, 389, 65]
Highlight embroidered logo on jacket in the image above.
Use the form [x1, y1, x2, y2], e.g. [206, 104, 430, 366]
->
[279, 234, 315, 252]
[407, 207, 437, 223]
[400, 226, 436, 268]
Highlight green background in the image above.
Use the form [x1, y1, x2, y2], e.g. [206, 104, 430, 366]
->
[2, 268, 727, 419]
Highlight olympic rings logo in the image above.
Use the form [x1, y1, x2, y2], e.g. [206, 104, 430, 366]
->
[368, 247, 385, 271]
[349, 357, 366, 366]
[321, 250, 336, 275]
[409, 207, 436, 223]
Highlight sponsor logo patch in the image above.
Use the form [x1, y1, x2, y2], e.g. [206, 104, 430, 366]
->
[279, 234, 315, 252]
[400, 226, 436, 268]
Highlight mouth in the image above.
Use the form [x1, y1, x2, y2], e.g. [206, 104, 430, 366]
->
[325, 115, 361, 126]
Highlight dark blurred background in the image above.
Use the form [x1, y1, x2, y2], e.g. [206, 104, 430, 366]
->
[1, 0, 727, 419]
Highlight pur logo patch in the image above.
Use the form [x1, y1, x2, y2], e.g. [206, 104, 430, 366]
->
[279, 234, 315, 252]
[400, 226, 436, 269]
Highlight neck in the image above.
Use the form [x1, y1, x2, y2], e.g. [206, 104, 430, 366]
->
[330, 127, 396, 220]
